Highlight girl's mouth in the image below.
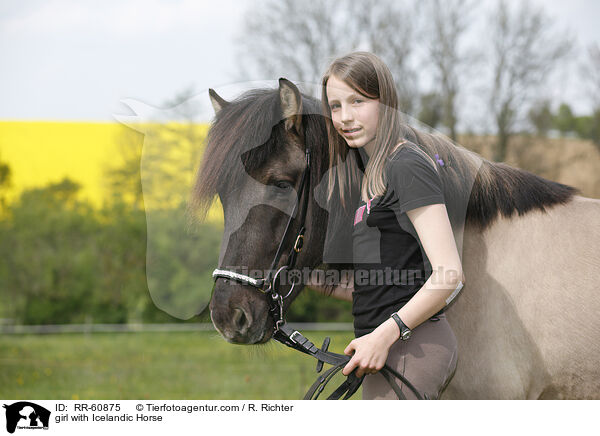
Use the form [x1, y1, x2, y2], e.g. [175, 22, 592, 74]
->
[342, 127, 362, 136]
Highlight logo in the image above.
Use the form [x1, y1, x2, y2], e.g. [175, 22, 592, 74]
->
[3, 402, 50, 434]
[354, 205, 366, 225]
[354, 196, 377, 226]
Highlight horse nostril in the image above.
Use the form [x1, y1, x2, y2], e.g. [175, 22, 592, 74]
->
[232, 308, 251, 333]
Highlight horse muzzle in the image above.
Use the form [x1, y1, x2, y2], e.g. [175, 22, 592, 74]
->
[209, 281, 272, 344]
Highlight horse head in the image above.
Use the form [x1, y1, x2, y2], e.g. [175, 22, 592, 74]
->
[192, 79, 341, 344]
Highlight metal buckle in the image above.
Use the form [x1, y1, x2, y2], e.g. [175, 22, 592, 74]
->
[281, 280, 296, 299]
[271, 266, 288, 289]
[289, 330, 302, 344]
[270, 265, 298, 300]
[293, 234, 304, 253]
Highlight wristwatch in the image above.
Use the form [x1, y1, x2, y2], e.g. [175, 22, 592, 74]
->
[391, 313, 412, 341]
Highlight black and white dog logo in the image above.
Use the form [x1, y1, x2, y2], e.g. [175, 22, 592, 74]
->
[3, 402, 50, 434]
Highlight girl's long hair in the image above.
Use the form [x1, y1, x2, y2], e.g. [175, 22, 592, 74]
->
[321, 51, 407, 206]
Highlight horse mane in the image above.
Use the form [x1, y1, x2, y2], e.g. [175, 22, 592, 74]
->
[402, 125, 580, 232]
[188, 88, 330, 223]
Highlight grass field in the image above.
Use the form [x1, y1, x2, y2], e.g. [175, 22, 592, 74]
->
[0, 331, 359, 400]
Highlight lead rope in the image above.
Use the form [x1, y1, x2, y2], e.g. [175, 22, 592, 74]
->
[274, 323, 425, 400]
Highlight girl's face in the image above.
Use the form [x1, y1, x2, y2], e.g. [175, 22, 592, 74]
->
[326, 75, 380, 156]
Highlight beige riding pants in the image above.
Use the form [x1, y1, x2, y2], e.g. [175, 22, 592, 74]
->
[362, 312, 458, 400]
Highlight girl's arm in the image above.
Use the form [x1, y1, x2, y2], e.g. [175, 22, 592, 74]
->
[374, 202, 465, 342]
[305, 271, 354, 303]
[342, 202, 465, 377]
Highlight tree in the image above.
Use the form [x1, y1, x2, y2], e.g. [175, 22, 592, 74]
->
[234, 0, 419, 113]
[0, 153, 11, 214]
[0, 179, 107, 324]
[107, 87, 206, 211]
[573, 110, 600, 148]
[554, 103, 575, 136]
[423, 0, 477, 141]
[487, 0, 572, 162]
[580, 43, 600, 152]
[139, 87, 207, 210]
[105, 126, 145, 210]
[527, 99, 553, 137]
[0, 175, 222, 325]
[417, 92, 443, 131]
[589, 109, 600, 147]
[581, 43, 600, 110]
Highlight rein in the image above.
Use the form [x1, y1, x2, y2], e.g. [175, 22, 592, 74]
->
[212, 146, 425, 400]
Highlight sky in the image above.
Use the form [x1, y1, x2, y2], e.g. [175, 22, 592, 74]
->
[0, 0, 599, 122]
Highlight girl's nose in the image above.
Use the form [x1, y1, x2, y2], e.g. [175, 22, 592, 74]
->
[340, 105, 353, 122]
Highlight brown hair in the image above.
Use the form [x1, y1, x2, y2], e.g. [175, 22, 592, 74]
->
[321, 51, 406, 206]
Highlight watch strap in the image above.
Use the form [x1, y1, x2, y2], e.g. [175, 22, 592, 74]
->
[391, 313, 411, 340]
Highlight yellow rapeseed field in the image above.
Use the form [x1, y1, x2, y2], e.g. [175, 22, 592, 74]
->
[0, 121, 224, 223]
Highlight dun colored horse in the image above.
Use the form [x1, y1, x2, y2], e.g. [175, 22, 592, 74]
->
[192, 78, 600, 399]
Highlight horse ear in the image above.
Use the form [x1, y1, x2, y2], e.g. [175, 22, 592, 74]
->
[278, 78, 303, 134]
[209, 88, 229, 114]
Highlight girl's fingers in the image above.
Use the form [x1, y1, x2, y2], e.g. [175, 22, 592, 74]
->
[344, 342, 355, 355]
[342, 358, 358, 376]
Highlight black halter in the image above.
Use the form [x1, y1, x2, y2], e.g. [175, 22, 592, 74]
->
[212, 147, 312, 328]
[212, 146, 425, 400]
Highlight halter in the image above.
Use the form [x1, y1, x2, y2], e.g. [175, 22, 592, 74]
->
[211, 145, 426, 400]
[212, 147, 311, 328]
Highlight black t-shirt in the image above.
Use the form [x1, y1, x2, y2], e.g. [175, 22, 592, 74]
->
[352, 143, 446, 337]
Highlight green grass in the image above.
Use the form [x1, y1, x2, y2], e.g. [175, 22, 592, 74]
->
[0, 331, 360, 399]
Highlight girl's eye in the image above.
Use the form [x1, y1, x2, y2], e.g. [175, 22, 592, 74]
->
[353, 99, 363, 104]
[330, 103, 340, 110]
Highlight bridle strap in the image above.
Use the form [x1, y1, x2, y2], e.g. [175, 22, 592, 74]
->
[213, 147, 311, 331]
[211, 269, 265, 289]
[213, 147, 310, 295]
[265, 148, 311, 281]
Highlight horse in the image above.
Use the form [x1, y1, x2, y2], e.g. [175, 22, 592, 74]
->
[190, 78, 600, 399]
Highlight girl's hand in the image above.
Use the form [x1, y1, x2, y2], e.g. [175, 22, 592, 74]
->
[342, 318, 400, 377]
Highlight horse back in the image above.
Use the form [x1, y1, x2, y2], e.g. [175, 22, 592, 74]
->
[445, 195, 600, 399]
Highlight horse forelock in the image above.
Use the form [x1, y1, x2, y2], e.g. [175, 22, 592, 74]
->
[188, 88, 330, 223]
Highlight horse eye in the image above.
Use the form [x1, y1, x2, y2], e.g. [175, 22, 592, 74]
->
[274, 180, 293, 190]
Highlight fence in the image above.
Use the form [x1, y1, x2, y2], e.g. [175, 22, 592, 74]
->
[0, 322, 353, 334]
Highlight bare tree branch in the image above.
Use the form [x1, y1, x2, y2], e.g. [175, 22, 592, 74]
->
[423, 0, 478, 141]
[233, 0, 418, 112]
[581, 43, 600, 110]
[487, 0, 573, 162]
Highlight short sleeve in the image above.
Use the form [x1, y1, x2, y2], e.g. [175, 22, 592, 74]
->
[386, 148, 445, 214]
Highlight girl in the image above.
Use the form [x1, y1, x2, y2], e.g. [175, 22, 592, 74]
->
[311, 51, 465, 400]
